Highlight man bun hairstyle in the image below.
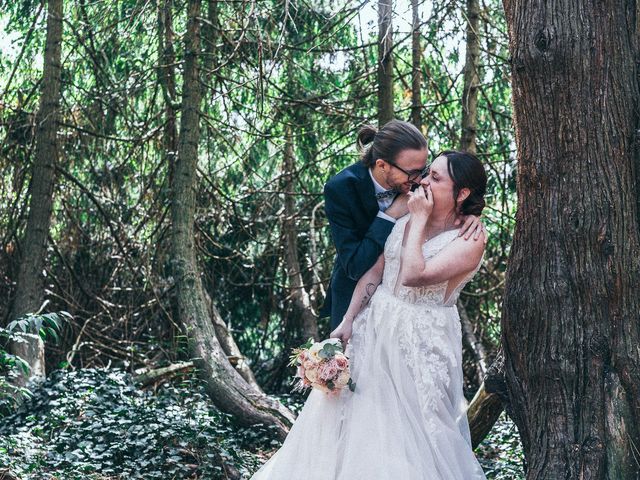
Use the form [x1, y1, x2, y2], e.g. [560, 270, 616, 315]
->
[357, 119, 427, 168]
[438, 150, 487, 216]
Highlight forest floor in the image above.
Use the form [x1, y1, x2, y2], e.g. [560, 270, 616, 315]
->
[0, 368, 524, 479]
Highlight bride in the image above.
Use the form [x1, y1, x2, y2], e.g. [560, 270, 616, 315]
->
[252, 150, 488, 480]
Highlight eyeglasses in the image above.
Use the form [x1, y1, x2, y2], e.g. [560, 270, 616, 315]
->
[388, 162, 429, 183]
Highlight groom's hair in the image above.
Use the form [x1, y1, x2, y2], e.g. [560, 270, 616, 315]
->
[357, 119, 427, 168]
[438, 150, 487, 216]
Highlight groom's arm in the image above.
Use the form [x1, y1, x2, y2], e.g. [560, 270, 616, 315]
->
[324, 181, 394, 281]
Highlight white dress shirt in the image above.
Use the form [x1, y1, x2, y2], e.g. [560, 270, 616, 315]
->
[369, 169, 397, 224]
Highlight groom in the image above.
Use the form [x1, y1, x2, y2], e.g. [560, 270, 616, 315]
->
[320, 121, 431, 330]
[320, 120, 484, 330]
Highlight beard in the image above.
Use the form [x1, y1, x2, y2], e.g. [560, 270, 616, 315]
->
[384, 173, 412, 193]
[390, 180, 413, 194]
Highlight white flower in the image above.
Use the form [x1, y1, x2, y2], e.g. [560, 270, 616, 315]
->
[308, 338, 342, 361]
[334, 369, 351, 388]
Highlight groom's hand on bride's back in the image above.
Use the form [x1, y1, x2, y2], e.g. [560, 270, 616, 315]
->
[456, 215, 488, 244]
[385, 193, 410, 219]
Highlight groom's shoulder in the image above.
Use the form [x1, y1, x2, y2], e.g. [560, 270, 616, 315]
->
[325, 162, 367, 192]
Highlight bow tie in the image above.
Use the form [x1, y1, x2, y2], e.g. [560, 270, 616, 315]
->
[375, 190, 396, 200]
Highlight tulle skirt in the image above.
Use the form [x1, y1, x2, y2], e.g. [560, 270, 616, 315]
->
[251, 286, 487, 480]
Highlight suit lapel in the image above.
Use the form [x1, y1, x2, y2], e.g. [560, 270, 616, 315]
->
[352, 162, 379, 218]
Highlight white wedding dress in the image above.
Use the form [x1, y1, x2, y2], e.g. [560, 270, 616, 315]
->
[252, 215, 487, 480]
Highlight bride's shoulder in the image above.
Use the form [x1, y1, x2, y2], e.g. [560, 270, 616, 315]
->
[448, 231, 486, 259]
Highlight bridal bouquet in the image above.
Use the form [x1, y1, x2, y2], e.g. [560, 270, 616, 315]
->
[289, 338, 356, 395]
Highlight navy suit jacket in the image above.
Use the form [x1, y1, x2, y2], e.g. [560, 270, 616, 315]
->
[320, 162, 395, 329]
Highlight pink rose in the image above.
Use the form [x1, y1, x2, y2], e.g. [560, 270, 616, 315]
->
[305, 365, 319, 383]
[335, 356, 348, 369]
[318, 363, 338, 381]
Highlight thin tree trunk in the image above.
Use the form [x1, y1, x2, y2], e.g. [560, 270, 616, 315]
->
[282, 130, 319, 342]
[377, 0, 394, 125]
[467, 381, 505, 448]
[170, 0, 294, 438]
[9, 0, 63, 385]
[460, 0, 480, 153]
[205, 290, 263, 391]
[502, 0, 640, 477]
[462, 304, 505, 447]
[202, 0, 219, 86]
[458, 301, 487, 384]
[458, 0, 503, 443]
[196, 0, 263, 391]
[157, 0, 178, 188]
[410, 0, 422, 131]
[468, 349, 508, 447]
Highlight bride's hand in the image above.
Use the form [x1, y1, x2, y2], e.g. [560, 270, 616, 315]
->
[407, 184, 433, 218]
[330, 318, 353, 348]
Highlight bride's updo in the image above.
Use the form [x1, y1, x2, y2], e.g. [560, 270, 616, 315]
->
[438, 150, 487, 217]
[357, 120, 427, 167]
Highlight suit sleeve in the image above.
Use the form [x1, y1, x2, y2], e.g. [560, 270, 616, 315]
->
[324, 180, 395, 281]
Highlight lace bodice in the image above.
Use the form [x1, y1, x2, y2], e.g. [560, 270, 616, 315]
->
[381, 215, 480, 307]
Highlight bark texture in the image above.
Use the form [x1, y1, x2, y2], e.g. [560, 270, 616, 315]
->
[502, 0, 640, 477]
[170, 0, 294, 438]
[377, 0, 394, 125]
[10, 0, 63, 383]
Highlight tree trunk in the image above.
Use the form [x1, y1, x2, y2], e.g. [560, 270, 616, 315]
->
[170, 0, 294, 438]
[9, 0, 63, 385]
[467, 381, 505, 448]
[282, 130, 319, 342]
[205, 290, 263, 391]
[202, 0, 219, 86]
[464, 320, 506, 447]
[458, 0, 504, 444]
[460, 0, 480, 153]
[157, 0, 178, 188]
[502, 0, 640, 477]
[410, 0, 422, 131]
[458, 300, 488, 385]
[377, 0, 394, 125]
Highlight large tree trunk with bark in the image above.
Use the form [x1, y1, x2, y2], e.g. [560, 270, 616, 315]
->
[460, 0, 480, 153]
[9, 0, 63, 385]
[377, 0, 394, 124]
[170, 0, 294, 438]
[502, 0, 640, 477]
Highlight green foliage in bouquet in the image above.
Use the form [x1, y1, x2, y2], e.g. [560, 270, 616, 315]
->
[287, 337, 315, 368]
[317, 341, 341, 360]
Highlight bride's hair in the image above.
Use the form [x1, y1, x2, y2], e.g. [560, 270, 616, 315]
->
[357, 120, 427, 167]
[437, 150, 487, 216]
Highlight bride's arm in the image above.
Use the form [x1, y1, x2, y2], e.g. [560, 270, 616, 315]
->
[400, 186, 484, 287]
[330, 254, 385, 344]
